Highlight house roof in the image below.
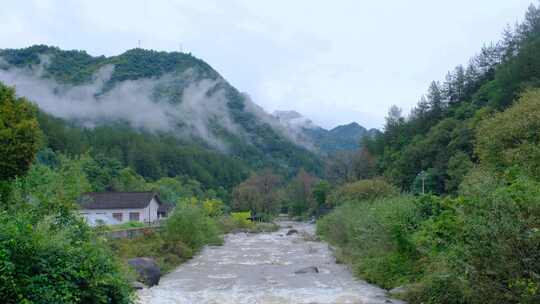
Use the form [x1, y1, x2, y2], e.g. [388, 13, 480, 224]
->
[79, 192, 162, 210]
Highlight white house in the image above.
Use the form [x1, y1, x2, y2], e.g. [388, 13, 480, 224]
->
[79, 192, 173, 226]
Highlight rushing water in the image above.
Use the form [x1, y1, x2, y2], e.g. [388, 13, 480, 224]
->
[137, 221, 403, 304]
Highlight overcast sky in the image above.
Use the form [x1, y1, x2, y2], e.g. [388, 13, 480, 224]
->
[0, 0, 534, 128]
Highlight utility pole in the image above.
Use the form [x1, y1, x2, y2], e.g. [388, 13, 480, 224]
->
[418, 170, 426, 195]
[138, 40, 141, 49]
[422, 174, 425, 195]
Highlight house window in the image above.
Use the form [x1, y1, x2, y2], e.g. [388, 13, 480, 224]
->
[112, 212, 123, 222]
[129, 212, 140, 222]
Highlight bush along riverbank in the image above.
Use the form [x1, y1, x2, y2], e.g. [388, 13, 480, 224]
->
[317, 173, 540, 303]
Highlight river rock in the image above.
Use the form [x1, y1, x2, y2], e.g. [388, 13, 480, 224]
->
[389, 285, 409, 296]
[294, 266, 319, 274]
[131, 281, 146, 290]
[286, 229, 298, 235]
[128, 257, 161, 286]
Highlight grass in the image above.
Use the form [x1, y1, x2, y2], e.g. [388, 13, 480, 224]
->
[107, 221, 149, 231]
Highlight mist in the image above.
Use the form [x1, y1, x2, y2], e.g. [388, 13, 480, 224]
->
[0, 57, 244, 150]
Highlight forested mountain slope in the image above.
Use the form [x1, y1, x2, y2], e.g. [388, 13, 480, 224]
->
[363, 4, 540, 194]
[273, 110, 377, 154]
[304, 122, 378, 154]
[0, 46, 323, 188]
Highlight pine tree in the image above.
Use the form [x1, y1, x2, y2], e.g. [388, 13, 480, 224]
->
[427, 81, 444, 120]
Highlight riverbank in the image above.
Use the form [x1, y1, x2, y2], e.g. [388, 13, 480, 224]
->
[111, 213, 281, 275]
[137, 221, 403, 304]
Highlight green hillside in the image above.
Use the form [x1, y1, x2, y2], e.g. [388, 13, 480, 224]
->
[0, 46, 323, 189]
[304, 122, 378, 154]
[363, 4, 540, 194]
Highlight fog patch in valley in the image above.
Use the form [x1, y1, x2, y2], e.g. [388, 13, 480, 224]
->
[0, 54, 317, 152]
[0, 57, 241, 150]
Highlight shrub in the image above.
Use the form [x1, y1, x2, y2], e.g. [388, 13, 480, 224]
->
[113, 206, 224, 274]
[0, 211, 132, 304]
[230, 211, 254, 229]
[0, 83, 42, 182]
[162, 205, 222, 250]
[111, 230, 192, 273]
[475, 88, 540, 179]
[201, 198, 225, 217]
[317, 195, 421, 288]
[110, 221, 146, 230]
[408, 174, 540, 303]
[326, 178, 398, 206]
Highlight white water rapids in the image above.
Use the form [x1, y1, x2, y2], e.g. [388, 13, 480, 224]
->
[137, 221, 403, 304]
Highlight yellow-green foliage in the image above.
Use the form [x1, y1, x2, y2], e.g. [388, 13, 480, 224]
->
[327, 178, 398, 206]
[179, 196, 199, 208]
[178, 196, 225, 217]
[476, 88, 540, 178]
[231, 211, 254, 229]
[202, 198, 224, 217]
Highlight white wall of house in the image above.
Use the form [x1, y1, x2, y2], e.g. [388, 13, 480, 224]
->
[80, 197, 160, 226]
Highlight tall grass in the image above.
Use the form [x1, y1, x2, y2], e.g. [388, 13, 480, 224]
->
[317, 195, 422, 288]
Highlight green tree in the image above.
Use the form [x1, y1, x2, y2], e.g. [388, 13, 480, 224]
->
[111, 167, 149, 192]
[231, 169, 282, 217]
[286, 169, 318, 215]
[0, 83, 41, 194]
[476, 89, 540, 179]
[445, 151, 473, 192]
[312, 180, 331, 209]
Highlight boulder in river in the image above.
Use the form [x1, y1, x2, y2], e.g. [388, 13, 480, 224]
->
[128, 257, 161, 286]
[294, 266, 319, 274]
[131, 281, 146, 290]
[286, 229, 298, 235]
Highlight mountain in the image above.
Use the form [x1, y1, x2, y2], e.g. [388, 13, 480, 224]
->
[273, 110, 318, 129]
[0, 45, 322, 188]
[273, 110, 377, 154]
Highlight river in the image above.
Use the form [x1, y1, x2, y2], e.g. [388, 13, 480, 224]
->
[137, 221, 403, 304]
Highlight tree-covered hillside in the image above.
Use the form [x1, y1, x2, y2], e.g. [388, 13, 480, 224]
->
[363, 4, 540, 194]
[0, 45, 323, 189]
[304, 122, 378, 154]
[273, 110, 376, 154]
[315, 5, 540, 303]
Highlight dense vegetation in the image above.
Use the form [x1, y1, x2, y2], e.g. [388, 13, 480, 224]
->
[0, 81, 277, 303]
[37, 111, 249, 191]
[362, 4, 540, 194]
[0, 45, 323, 187]
[0, 84, 133, 303]
[316, 4, 540, 304]
[304, 122, 377, 154]
[2, 3, 540, 304]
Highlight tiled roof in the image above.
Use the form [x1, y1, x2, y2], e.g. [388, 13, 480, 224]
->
[79, 192, 161, 210]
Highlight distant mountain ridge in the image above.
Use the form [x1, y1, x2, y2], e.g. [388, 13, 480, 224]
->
[0, 45, 323, 185]
[273, 110, 378, 154]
